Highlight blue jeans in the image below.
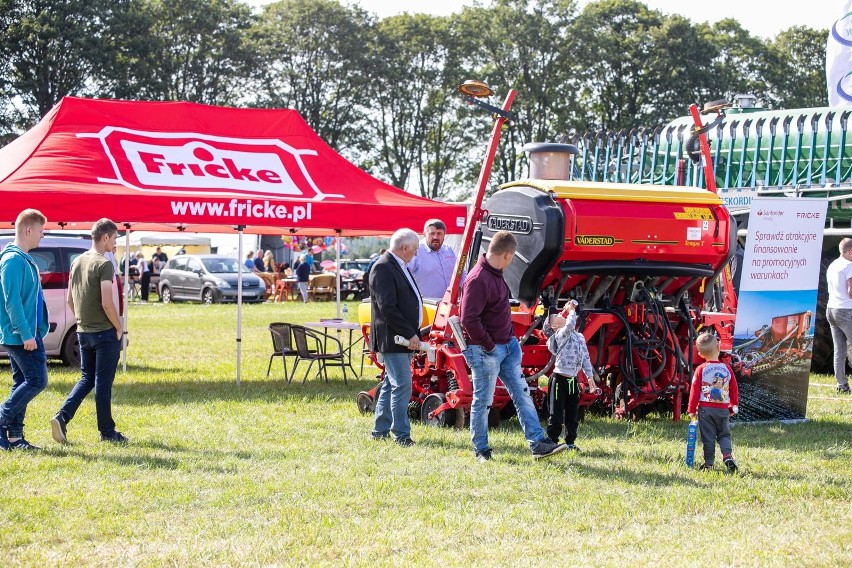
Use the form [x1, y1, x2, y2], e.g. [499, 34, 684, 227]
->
[372, 352, 414, 441]
[58, 329, 121, 435]
[464, 337, 545, 453]
[0, 336, 48, 437]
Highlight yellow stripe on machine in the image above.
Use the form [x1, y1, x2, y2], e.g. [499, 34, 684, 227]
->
[501, 180, 724, 205]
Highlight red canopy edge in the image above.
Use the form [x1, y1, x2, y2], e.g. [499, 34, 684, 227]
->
[0, 97, 467, 236]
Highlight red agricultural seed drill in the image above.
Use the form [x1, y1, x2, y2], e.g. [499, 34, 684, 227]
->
[357, 88, 738, 424]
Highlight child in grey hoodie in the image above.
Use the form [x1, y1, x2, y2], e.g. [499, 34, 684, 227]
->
[546, 301, 597, 451]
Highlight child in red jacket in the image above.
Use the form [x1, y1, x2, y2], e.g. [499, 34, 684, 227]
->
[688, 333, 740, 473]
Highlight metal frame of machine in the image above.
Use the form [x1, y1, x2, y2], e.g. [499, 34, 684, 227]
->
[358, 94, 739, 425]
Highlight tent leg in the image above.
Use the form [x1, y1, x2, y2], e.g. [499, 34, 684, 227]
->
[336, 230, 342, 318]
[236, 225, 244, 385]
[122, 225, 131, 373]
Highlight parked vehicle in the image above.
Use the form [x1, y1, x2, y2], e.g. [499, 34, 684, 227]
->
[0, 235, 91, 366]
[335, 258, 371, 299]
[336, 258, 372, 279]
[158, 254, 266, 304]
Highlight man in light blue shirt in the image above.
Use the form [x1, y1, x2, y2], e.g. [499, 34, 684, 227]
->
[407, 219, 456, 300]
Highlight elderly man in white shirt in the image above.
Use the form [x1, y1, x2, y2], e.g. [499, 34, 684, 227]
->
[407, 219, 457, 300]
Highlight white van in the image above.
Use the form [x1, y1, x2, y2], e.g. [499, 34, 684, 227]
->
[0, 235, 91, 366]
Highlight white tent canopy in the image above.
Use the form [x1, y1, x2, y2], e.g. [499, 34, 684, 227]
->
[127, 231, 212, 247]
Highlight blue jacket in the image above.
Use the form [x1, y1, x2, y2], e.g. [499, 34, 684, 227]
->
[0, 244, 48, 345]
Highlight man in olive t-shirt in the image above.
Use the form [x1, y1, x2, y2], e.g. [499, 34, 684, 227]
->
[50, 219, 128, 445]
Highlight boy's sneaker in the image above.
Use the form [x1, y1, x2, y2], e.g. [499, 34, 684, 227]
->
[698, 463, 714, 471]
[475, 449, 492, 462]
[100, 431, 128, 444]
[50, 413, 68, 444]
[724, 457, 738, 473]
[531, 439, 568, 459]
[565, 444, 581, 452]
[9, 438, 41, 451]
[395, 437, 415, 447]
[837, 384, 851, 395]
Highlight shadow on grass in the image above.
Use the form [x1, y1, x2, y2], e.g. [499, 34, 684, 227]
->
[732, 419, 852, 452]
[40, 377, 378, 406]
[47, 440, 290, 473]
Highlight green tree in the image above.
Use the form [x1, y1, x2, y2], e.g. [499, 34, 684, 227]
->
[100, 0, 255, 104]
[572, 0, 670, 130]
[364, 13, 467, 196]
[698, 18, 770, 106]
[642, 14, 719, 122]
[454, 0, 580, 188]
[766, 26, 829, 109]
[0, 0, 121, 127]
[249, 0, 372, 151]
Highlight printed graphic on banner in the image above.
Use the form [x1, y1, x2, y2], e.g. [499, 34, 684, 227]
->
[78, 127, 344, 200]
[732, 198, 827, 421]
[827, 1, 852, 106]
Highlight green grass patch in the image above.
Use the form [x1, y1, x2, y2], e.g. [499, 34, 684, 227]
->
[1, 301, 851, 566]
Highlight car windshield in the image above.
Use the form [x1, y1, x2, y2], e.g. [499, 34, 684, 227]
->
[341, 261, 369, 271]
[201, 258, 251, 274]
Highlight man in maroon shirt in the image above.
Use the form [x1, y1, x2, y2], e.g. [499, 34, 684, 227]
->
[460, 231, 566, 462]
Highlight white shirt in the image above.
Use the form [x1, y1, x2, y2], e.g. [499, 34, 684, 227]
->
[407, 243, 456, 299]
[391, 251, 423, 328]
[827, 256, 852, 309]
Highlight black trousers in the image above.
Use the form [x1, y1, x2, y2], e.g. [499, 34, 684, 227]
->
[140, 271, 151, 302]
[547, 373, 580, 444]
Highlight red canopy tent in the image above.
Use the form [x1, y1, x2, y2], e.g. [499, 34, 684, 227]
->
[0, 96, 466, 234]
[0, 97, 468, 382]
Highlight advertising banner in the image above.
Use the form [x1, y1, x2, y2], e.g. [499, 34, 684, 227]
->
[827, 1, 852, 106]
[733, 198, 828, 421]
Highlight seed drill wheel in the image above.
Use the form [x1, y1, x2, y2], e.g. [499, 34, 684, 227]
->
[356, 391, 375, 415]
[421, 393, 456, 427]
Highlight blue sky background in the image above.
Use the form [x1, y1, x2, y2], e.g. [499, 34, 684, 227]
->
[733, 290, 818, 339]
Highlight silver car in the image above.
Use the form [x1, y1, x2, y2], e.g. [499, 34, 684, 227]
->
[0, 235, 90, 366]
[158, 254, 266, 304]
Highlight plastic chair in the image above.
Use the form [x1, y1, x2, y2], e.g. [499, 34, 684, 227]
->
[290, 324, 348, 385]
[273, 280, 290, 302]
[267, 323, 298, 382]
[308, 274, 336, 302]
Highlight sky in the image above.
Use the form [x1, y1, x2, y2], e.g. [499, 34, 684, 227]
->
[248, 0, 836, 39]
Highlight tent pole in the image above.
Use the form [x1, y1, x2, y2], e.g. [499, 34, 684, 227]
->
[335, 230, 342, 318]
[236, 225, 245, 385]
[122, 224, 131, 373]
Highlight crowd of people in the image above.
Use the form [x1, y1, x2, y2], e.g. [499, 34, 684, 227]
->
[119, 246, 169, 303]
[367, 223, 742, 467]
[0, 211, 744, 470]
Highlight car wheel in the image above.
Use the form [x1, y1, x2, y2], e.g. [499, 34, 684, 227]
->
[160, 285, 172, 304]
[60, 327, 80, 367]
[202, 287, 217, 304]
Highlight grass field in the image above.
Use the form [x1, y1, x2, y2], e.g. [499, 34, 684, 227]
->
[1, 301, 850, 566]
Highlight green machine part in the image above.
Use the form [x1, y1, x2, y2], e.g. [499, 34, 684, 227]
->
[571, 105, 852, 220]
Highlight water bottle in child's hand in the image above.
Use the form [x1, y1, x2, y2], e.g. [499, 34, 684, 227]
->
[559, 299, 579, 317]
[394, 335, 411, 347]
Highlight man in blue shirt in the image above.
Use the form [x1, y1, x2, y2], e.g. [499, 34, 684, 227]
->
[254, 249, 266, 272]
[407, 219, 456, 300]
[244, 251, 255, 271]
[0, 209, 49, 451]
